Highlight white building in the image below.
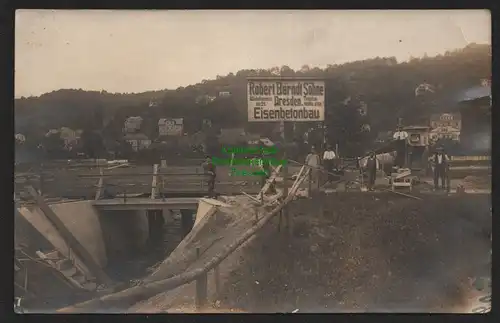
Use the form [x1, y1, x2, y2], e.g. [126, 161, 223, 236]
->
[158, 118, 183, 136]
[218, 91, 231, 97]
[15, 133, 26, 144]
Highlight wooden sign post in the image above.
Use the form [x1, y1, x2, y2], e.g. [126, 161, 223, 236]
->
[247, 76, 325, 235]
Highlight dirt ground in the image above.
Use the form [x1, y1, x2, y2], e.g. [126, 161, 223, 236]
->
[216, 192, 491, 313]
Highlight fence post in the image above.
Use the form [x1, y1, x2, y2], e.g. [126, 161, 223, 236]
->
[214, 265, 220, 297]
[38, 170, 44, 196]
[95, 168, 104, 200]
[307, 170, 312, 198]
[195, 247, 208, 310]
[151, 164, 159, 199]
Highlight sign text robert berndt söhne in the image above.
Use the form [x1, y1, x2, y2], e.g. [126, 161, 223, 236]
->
[247, 78, 325, 122]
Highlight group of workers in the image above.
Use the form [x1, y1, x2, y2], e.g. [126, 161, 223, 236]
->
[362, 145, 451, 191]
[304, 145, 339, 187]
[201, 136, 451, 197]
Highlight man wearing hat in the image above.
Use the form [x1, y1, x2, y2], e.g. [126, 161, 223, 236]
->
[365, 150, 380, 191]
[305, 146, 321, 189]
[430, 146, 449, 191]
[393, 125, 409, 168]
[202, 155, 217, 198]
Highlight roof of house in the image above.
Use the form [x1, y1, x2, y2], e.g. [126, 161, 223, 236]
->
[455, 85, 491, 103]
[430, 113, 461, 122]
[403, 126, 430, 131]
[158, 118, 183, 125]
[123, 133, 149, 140]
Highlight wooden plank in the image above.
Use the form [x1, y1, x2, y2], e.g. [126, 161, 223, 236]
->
[289, 166, 306, 195]
[26, 186, 113, 286]
[258, 165, 282, 200]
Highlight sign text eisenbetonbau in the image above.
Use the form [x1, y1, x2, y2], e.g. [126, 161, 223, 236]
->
[247, 80, 325, 122]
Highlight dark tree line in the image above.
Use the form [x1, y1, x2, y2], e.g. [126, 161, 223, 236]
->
[15, 43, 490, 157]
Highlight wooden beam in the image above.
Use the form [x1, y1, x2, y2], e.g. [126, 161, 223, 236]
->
[258, 164, 282, 199]
[27, 186, 113, 286]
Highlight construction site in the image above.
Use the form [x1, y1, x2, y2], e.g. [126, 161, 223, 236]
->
[14, 141, 491, 313]
[14, 70, 492, 313]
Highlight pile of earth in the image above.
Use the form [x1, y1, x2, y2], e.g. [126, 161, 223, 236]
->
[217, 192, 491, 313]
[461, 175, 491, 190]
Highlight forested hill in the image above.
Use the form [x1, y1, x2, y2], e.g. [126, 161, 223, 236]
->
[15, 43, 491, 145]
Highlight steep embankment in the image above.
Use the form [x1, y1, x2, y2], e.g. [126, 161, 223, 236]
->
[218, 193, 491, 312]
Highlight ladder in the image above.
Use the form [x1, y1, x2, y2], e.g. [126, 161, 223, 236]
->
[36, 250, 99, 291]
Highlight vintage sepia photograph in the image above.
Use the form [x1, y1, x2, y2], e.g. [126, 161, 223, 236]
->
[14, 9, 491, 313]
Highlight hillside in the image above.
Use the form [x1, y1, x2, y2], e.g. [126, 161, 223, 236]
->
[15, 43, 491, 154]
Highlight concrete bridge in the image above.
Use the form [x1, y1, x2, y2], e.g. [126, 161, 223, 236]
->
[92, 197, 200, 211]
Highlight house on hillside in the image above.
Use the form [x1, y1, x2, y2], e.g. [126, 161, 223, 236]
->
[15, 133, 26, 144]
[218, 91, 231, 98]
[59, 127, 83, 150]
[158, 118, 184, 137]
[123, 116, 143, 133]
[123, 133, 151, 152]
[195, 95, 216, 105]
[246, 133, 262, 145]
[429, 113, 462, 143]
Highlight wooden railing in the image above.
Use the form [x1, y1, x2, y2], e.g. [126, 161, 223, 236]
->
[15, 165, 212, 200]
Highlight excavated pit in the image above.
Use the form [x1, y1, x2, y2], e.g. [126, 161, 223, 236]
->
[217, 192, 491, 313]
[100, 209, 196, 283]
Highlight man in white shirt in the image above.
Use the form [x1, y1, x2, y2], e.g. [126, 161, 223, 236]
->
[429, 146, 449, 191]
[322, 144, 336, 183]
[393, 126, 408, 168]
[393, 126, 409, 141]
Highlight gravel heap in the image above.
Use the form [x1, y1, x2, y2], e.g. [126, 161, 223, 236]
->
[461, 175, 491, 190]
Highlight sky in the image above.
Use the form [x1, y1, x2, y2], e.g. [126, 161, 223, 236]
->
[15, 10, 491, 98]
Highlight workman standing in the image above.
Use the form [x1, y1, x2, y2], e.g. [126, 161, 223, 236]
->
[392, 125, 409, 168]
[202, 155, 216, 198]
[305, 146, 321, 188]
[365, 151, 380, 191]
[429, 146, 449, 191]
[322, 144, 336, 183]
[259, 152, 276, 194]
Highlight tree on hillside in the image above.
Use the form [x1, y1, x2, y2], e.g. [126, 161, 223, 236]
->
[81, 130, 105, 159]
[15, 44, 491, 157]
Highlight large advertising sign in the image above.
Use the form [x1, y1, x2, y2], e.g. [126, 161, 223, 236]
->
[247, 79, 325, 122]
